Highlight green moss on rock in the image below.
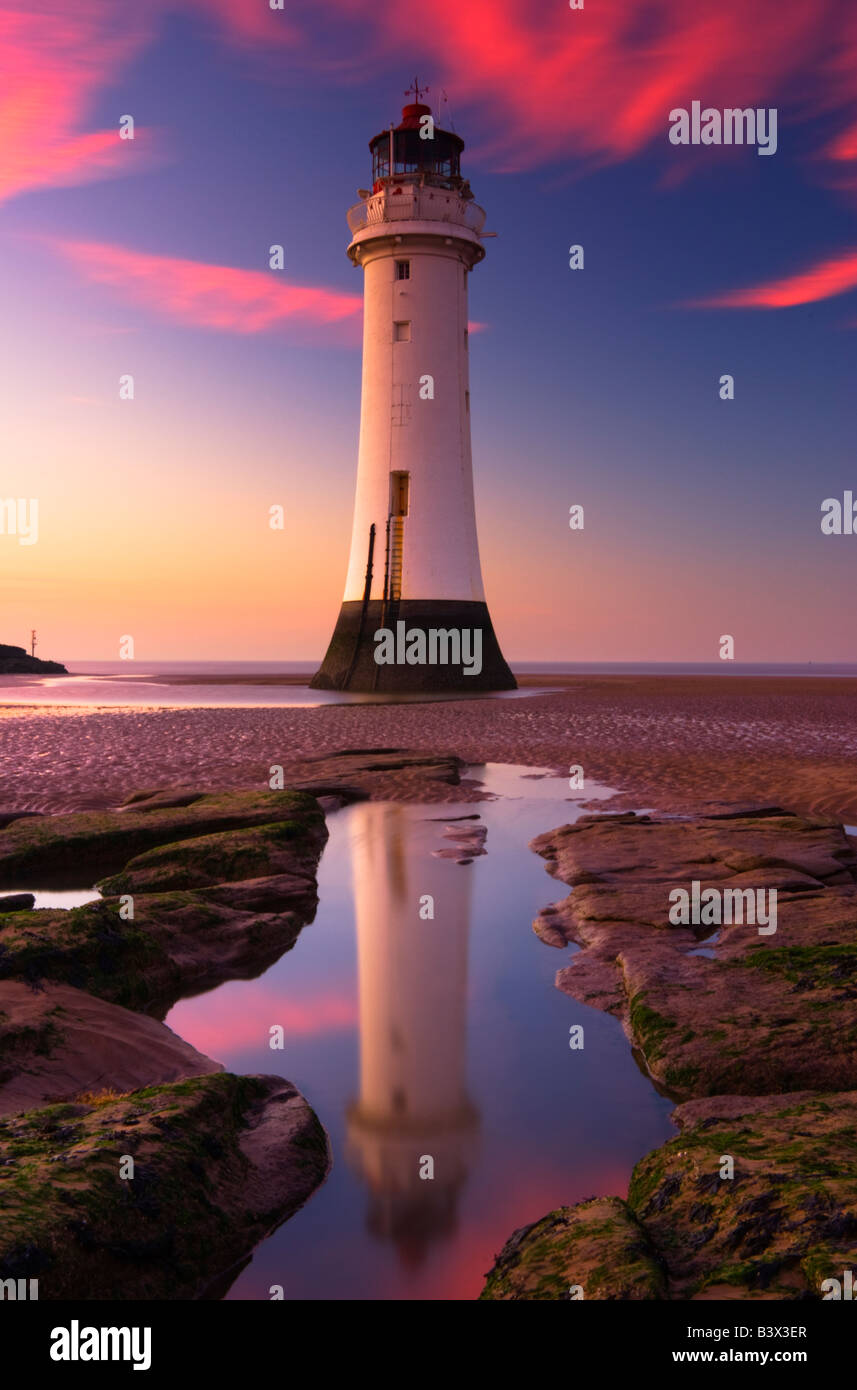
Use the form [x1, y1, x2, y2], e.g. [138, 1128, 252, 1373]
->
[0, 1072, 329, 1299]
[480, 1197, 666, 1300]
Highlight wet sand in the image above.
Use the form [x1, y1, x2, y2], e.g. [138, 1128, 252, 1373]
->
[2, 674, 857, 821]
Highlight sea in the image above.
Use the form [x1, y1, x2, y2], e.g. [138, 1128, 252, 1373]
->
[1, 660, 854, 709]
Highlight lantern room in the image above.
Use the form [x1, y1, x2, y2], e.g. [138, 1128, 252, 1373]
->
[370, 103, 465, 191]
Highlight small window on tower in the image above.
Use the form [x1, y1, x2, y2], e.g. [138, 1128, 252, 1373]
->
[396, 261, 410, 280]
[394, 320, 411, 342]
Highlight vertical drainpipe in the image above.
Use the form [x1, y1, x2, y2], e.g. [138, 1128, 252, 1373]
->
[342, 523, 376, 690]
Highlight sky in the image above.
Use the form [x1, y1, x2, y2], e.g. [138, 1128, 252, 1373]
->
[1, 0, 856, 663]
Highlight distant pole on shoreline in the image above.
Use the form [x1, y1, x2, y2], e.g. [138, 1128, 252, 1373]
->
[30, 629, 36, 657]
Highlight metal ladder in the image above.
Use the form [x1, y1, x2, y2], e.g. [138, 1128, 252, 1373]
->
[388, 517, 405, 602]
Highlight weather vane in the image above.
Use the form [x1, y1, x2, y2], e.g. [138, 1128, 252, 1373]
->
[405, 77, 428, 103]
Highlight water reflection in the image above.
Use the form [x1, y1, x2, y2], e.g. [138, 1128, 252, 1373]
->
[167, 766, 677, 1300]
[345, 804, 479, 1264]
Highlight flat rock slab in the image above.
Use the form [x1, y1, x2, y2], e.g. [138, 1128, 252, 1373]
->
[98, 821, 322, 896]
[0, 980, 220, 1116]
[0, 1072, 329, 1299]
[119, 750, 471, 814]
[531, 809, 857, 890]
[0, 881, 317, 1018]
[281, 748, 472, 804]
[482, 1090, 857, 1300]
[532, 810, 857, 1098]
[0, 790, 328, 1014]
[0, 788, 327, 886]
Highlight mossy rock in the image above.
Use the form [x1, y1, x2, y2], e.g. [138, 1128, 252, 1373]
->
[0, 789, 327, 1012]
[0, 900, 178, 1012]
[0, 789, 326, 887]
[480, 1197, 666, 1300]
[627, 1091, 857, 1298]
[0, 1072, 329, 1299]
[98, 819, 322, 895]
[0, 880, 318, 1016]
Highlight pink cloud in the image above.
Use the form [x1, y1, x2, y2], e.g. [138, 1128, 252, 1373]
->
[827, 122, 857, 163]
[4, 0, 857, 206]
[52, 238, 363, 337]
[171, 983, 358, 1056]
[319, 0, 855, 174]
[9, 0, 857, 323]
[0, 2, 159, 202]
[0, 0, 314, 206]
[689, 248, 857, 309]
[6, 1, 857, 202]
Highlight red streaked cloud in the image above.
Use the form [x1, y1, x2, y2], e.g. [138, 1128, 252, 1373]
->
[7, 0, 857, 326]
[51, 238, 363, 337]
[4, 0, 857, 203]
[0, 126, 142, 204]
[0, 2, 157, 203]
[827, 122, 857, 163]
[689, 248, 857, 310]
[0, 0, 310, 207]
[322, 0, 852, 173]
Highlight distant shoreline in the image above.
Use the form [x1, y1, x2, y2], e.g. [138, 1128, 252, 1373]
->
[4, 669, 857, 689]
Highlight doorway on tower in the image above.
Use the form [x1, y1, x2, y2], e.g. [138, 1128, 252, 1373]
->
[381, 469, 409, 626]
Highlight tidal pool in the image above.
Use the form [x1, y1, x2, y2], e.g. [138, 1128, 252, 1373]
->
[167, 764, 676, 1300]
[0, 888, 101, 909]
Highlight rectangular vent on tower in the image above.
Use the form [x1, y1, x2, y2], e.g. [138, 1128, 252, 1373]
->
[394, 320, 411, 342]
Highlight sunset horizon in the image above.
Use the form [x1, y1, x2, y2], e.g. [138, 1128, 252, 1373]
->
[3, 2, 857, 666]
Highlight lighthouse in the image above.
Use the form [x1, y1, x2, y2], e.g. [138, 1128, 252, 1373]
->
[311, 89, 516, 692]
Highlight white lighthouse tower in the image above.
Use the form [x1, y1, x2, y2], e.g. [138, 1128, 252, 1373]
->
[311, 87, 516, 692]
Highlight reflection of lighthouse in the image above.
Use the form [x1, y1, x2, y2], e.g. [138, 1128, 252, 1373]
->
[345, 804, 479, 1265]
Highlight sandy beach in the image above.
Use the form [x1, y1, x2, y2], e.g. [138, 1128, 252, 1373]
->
[2, 674, 857, 822]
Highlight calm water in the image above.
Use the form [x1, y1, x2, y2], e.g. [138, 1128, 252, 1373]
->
[0, 662, 546, 708]
[2, 659, 854, 710]
[0, 888, 101, 909]
[167, 764, 675, 1300]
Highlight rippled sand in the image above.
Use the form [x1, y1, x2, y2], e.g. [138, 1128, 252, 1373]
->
[2, 675, 857, 821]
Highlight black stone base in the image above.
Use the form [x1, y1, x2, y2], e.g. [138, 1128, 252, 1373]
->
[310, 600, 517, 693]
